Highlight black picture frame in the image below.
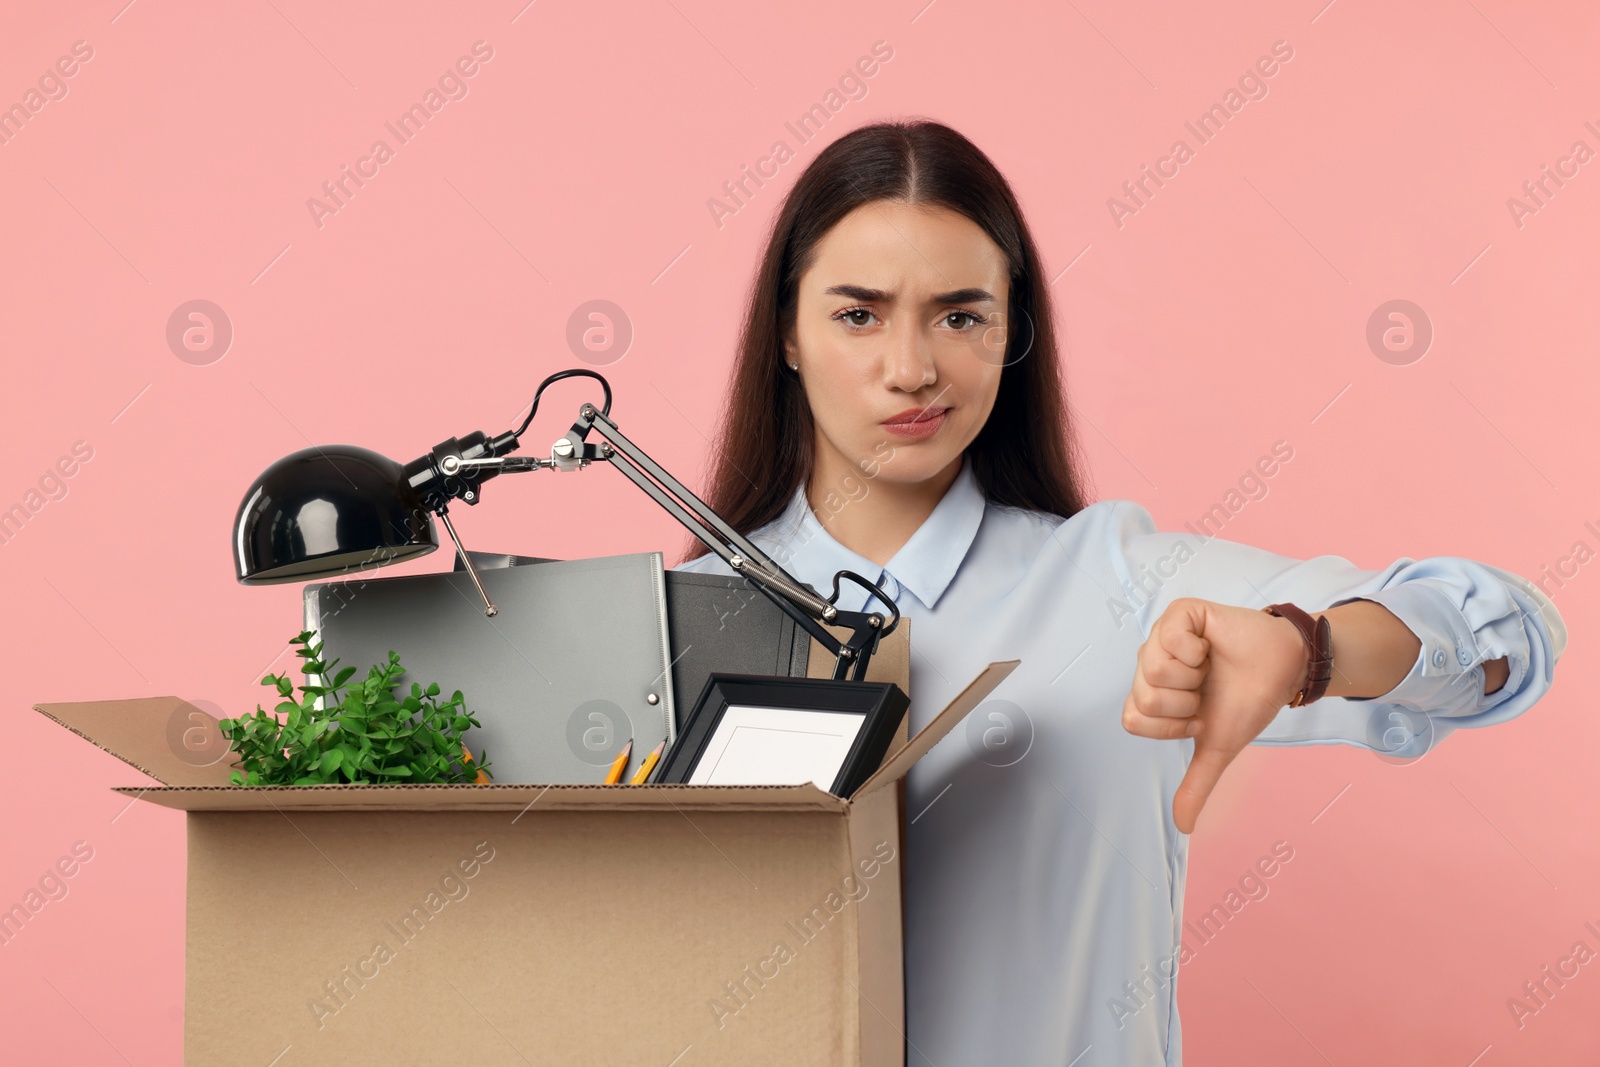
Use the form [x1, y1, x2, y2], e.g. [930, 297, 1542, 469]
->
[653, 674, 910, 797]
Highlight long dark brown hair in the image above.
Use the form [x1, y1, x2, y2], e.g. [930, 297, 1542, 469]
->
[680, 118, 1091, 563]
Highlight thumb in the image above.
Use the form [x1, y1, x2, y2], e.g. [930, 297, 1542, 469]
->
[1172, 742, 1235, 835]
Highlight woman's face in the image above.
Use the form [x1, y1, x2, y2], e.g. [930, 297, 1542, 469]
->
[786, 200, 1009, 490]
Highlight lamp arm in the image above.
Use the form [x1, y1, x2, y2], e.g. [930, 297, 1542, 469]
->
[570, 403, 897, 682]
[577, 408, 826, 607]
[588, 404, 908, 681]
[443, 399, 900, 680]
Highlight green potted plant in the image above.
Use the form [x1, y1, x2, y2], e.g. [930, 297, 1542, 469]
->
[218, 630, 492, 785]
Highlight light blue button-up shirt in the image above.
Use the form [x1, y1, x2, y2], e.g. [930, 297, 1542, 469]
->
[672, 455, 1566, 1065]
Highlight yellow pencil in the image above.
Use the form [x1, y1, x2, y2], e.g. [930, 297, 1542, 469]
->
[603, 739, 633, 785]
[461, 741, 489, 784]
[629, 740, 665, 785]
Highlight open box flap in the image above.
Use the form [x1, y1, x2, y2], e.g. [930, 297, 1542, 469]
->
[34, 698, 853, 813]
[110, 781, 850, 813]
[848, 659, 1020, 801]
[33, 696, 238, 787]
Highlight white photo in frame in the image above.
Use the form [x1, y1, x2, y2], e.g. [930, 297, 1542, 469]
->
[687, 705, 868, 788]
[654, 674, 910, 797]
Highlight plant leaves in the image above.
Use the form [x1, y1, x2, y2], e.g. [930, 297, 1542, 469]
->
[228, 633, 489, 786]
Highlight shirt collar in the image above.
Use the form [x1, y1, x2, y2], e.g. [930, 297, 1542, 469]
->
[751, 455, 988, 613]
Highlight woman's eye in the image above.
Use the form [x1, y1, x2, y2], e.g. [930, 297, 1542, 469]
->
[833, 308, 985, 330]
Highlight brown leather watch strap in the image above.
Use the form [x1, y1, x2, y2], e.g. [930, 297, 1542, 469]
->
[1262, 602, 1333, 706]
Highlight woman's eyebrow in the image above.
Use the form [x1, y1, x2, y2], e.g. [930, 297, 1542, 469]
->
[822, 283, 997, 304]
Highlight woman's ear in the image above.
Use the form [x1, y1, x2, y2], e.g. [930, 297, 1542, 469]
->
[783, 332, 799, 372]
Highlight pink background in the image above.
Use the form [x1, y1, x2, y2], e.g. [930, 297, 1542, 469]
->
[3, 0, 1595, 1062]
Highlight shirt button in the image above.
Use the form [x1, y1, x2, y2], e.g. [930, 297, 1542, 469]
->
[1457, 648, 1473, 666]
[1432, 648, 1447, 668]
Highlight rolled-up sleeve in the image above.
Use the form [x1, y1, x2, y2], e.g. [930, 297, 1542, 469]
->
[1104, 500, 1567, 759]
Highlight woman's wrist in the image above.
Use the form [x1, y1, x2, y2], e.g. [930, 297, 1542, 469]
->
[1316, 599, 1419, 700]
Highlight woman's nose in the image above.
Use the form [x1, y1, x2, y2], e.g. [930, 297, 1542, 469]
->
[883, 323, 937, 389]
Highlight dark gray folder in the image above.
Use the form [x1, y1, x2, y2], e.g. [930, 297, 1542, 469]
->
[303, 552, 675, 784]
[453, 551, 812, 724]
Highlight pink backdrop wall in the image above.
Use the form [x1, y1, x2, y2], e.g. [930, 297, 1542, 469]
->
[3, 0, 1595, 1062]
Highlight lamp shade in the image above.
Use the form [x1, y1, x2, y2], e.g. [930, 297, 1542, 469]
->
[233, 445, 438, 583]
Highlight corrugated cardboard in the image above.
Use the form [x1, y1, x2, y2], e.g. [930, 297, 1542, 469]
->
[36, 620, 1018, 1066]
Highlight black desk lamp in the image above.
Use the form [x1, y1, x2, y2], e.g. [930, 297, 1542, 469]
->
[232, 368, 899, 681]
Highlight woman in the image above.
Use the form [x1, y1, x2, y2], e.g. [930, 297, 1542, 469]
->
[672, 119, 1566, 1066]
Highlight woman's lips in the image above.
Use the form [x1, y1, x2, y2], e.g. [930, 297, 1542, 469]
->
[883, 412, 940, 441]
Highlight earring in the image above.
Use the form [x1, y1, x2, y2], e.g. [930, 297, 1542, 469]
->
[789, 362, 799, 370]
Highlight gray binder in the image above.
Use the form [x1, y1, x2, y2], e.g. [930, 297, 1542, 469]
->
[453, 551, 813, 723]
[303, 552, 675, 784]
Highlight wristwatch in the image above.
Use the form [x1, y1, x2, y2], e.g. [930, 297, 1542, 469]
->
[1262, 602, 1333, 707]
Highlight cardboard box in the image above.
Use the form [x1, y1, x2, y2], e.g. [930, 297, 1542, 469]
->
[35, 621, 1016, 1066]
